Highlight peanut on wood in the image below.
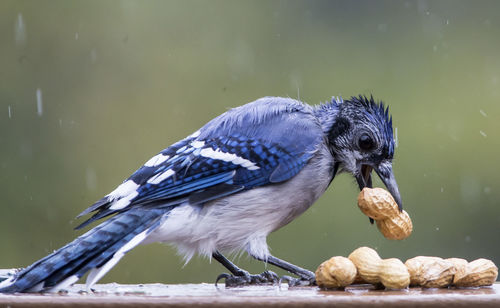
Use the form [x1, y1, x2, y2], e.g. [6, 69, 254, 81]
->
[453, 258, 498, 287]
[405, 256, 456, 288]
[348, 246, 410, 289]
[315, 256, 357, 289]
[405, 256, 497, 288]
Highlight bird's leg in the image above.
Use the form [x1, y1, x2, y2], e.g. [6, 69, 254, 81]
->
[212, 251, 279, 287]
[252, 254, 316, 286]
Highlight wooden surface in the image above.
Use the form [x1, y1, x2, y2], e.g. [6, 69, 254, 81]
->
[0, 282, 499, 307]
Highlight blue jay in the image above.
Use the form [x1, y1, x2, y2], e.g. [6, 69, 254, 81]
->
[0, 95, 401, 293]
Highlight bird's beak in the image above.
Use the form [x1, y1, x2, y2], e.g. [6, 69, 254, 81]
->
[356, 161, 403, 211]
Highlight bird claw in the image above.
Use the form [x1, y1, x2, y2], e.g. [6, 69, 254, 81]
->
[215, 273, 229, 287]
[215, 270, 280, 287]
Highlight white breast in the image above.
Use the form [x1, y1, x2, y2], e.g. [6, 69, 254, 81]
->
[145, 144, 334, 262]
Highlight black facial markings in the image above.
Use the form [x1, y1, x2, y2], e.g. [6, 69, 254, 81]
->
[328, 117, 350, 144]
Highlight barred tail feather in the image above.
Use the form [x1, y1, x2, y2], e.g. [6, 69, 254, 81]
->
[0, 207, 169, 293]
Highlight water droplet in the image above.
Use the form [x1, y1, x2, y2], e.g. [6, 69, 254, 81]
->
[75, 32, 79, 40]
[479, 130, 487, 137]
[14, 13, 26, 46]
[435, 227, 440, 231]
[465, 235, 471, 243]
[479, 109, 487, 117]
[8, 106, 12, 118]
[36, 88, 43, 116]
[440, 187, 444, 193]
[445, 19, 449, 25]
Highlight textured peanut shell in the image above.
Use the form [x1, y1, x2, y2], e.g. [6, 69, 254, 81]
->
[357, 188, 399, 220]
[453, 258, 498, 287]
[358, 188, 412, 240]
[375, 210, 413, 240]
[379, 258, 410, 289]
[405, 256, 436, 286]
[446, 258, 468, 285]
[348, 247, 381, 284]
[315, 256, 357, 288]
[405, 256, 455, 288]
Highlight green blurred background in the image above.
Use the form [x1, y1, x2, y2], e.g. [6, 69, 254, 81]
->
[0, 0, 499, 284]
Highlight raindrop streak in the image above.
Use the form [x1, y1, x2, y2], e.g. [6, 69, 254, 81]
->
[90, 48, 97, 63]
[36, 88, 43, 116]
[8, 106, 12, 118]
[479, 109, 487, 117]
[14, 13, 26, 45]
[479, 130, 487, 138]
[394, 127, 398, 147]
[75, 32, 79, 40]
[86, 167, 97, 191]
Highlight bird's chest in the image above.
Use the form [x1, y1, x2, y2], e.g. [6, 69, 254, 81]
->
[267, 146, 335, 230]
[206, 144, 334, 233]
[148, 145, 334, 254]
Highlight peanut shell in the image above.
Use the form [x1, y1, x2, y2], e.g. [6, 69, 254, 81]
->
[357, 187, 399, 220]
[357, 188, 412, 240]
[453, 258, 498, 287]
[379, 258, 410, 289]
[405, 256, 455, 288]
[315, 256, 357, 288]
[348, 247, 381, 284]
[446, 258, 468, 285]
[375, 210, 413, 240]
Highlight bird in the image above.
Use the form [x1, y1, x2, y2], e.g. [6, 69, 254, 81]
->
[0, 95, 401, 293]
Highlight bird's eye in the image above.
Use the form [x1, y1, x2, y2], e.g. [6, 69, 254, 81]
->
[358, 134, 375, 151]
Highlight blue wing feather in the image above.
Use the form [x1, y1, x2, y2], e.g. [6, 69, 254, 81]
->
[77, 97, 324, 227]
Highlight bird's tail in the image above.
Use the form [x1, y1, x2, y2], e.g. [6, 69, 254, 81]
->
[0, 207, 168, 293]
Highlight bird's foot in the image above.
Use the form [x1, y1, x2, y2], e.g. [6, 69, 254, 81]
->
[215, 270, 279, 287]
[277, 268, 316, 287]
[279, 274, 316, 287]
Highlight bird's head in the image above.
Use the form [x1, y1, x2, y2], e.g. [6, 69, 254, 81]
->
[327, 95, 402, 210]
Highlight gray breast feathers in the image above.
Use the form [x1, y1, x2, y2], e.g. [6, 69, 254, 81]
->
[146, 144, 335, 261]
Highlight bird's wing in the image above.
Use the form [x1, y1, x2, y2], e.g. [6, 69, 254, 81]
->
[76, 97, 324, 229]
